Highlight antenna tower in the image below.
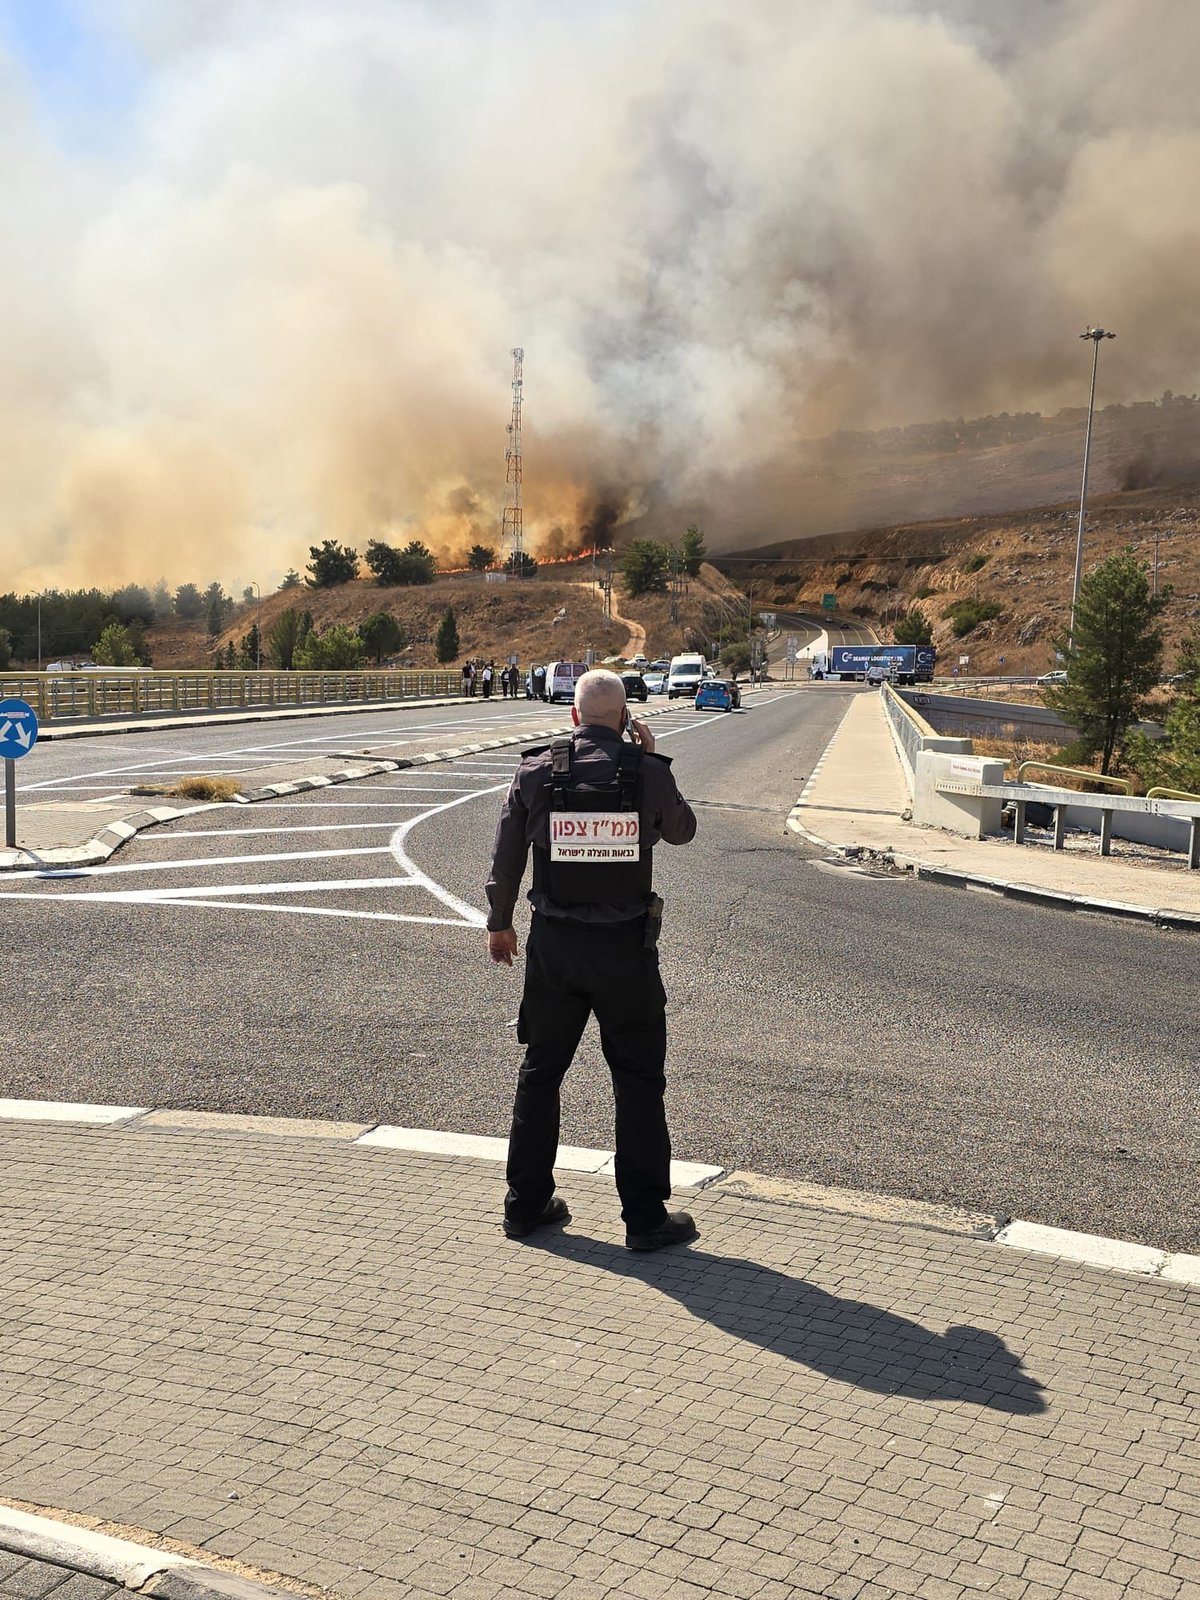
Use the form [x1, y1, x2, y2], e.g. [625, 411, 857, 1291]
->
[501, 347, 524, 573]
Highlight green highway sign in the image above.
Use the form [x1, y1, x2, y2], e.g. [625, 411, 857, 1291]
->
[822, 593, 836, 610]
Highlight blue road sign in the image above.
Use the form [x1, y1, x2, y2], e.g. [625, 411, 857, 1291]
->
[0, 698, 39, 760]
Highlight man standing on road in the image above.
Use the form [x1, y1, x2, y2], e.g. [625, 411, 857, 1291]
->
[486, 669, 699, 1251]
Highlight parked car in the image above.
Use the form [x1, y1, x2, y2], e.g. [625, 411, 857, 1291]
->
[1037, 670, 1068, 687]
[694, 678, 735, 713]
[650, 658, 671, 673]
[628, 653, 649, 668]
[642, 671, 668, 695]
[620, 671, 648, 702]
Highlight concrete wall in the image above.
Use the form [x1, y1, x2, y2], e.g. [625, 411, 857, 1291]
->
[901, 689, 1163, 745]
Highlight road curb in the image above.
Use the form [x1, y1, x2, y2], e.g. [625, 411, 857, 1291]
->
[789, 809, 1200, 933]
[0, 1506, 290, 1600]
[0, 1100, 1196, 1287]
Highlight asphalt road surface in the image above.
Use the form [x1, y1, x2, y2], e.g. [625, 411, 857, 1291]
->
[2, 688, 1197, 1251]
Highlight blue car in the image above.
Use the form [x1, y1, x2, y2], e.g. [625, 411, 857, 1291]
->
[694, 679, 735, 712]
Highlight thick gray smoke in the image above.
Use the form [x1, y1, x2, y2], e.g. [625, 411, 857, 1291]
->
[1, 0, 1198, 587]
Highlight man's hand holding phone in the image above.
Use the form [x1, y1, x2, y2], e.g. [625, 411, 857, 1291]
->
[627, 715, 654, 754]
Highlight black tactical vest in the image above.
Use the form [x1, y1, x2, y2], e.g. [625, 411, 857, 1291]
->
[531, 737, 654, 908]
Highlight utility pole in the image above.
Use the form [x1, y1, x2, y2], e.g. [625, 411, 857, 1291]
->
[501, 347, 524, 576]
[1070, 326, 1116, 648]
[1153, 525, 1161, 599]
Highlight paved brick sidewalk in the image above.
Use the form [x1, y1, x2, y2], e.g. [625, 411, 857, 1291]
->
[1, 1123, 1196, 1600]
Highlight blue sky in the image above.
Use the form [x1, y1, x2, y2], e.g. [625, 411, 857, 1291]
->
[1, 0, 143, 149]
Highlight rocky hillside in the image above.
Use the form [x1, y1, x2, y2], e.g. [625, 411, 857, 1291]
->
[146, 561, 741, 670]
[718, 482, 1200, 676]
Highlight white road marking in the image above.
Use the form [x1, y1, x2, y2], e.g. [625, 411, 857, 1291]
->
[388, 784, 508, 928]
[241, 801, 435, 808]
[0, 876, 420, 903]
[118, 900, 469, 926]
[13, 845, 397, 881]
[138, 821, 417, 840]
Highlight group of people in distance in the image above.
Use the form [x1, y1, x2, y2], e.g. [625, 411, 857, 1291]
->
[461, 660, 521, 699]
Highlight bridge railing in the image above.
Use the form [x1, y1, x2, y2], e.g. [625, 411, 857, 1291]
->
[0, 670, 462, 723]
[879, 682, 972, 794]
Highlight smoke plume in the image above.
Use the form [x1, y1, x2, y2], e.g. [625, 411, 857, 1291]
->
[2, 0, 1199, 588]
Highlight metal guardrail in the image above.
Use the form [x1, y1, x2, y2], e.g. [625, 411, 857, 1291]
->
[1147, 785, 1200, 803]
[0, 670, 462, 723]
[1015, 760, 1130, 793]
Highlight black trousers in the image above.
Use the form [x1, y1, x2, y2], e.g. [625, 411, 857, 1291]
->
[506, 913, 671, 1233]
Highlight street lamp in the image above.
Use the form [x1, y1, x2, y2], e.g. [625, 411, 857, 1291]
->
[1070, 326, 1116, 649]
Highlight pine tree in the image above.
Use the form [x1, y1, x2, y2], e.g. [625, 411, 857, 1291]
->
[360, 611, 406, 665]
[1047, 548, 1168, 774]
[680, 524, 706, 577]
[436, 606, 460, 663]
[267, 608, 302, 670]
[305, 539, 359, 587]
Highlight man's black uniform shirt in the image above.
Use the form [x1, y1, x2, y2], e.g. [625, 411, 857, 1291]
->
[485, 723, 697, 931]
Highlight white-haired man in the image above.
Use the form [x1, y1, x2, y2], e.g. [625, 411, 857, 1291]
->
[486, 669, 698, 1250]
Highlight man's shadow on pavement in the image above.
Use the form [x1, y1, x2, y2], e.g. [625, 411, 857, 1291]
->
[534, 1235, 1047, 1415]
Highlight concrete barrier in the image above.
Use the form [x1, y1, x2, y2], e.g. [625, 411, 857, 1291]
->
[880, 684, 972, 795]
[914, 751, 1007, 838]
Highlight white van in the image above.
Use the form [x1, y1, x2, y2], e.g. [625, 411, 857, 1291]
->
[667, 653, 707, 699]
[544, 661, 587, 703]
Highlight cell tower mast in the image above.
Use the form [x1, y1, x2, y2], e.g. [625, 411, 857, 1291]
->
[501, 347, 524, 573]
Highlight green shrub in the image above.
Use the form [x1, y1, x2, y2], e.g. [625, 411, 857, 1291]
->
[961, 553, 989, 574]
[940, 598, 1002, 637]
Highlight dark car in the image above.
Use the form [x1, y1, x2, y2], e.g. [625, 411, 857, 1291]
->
[620, 671, 649, 702]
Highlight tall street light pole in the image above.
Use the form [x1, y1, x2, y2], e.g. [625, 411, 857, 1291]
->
[1070, 326, 1116, 649]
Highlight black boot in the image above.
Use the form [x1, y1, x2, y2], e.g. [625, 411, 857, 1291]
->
[625, 1211, 698, 1252]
